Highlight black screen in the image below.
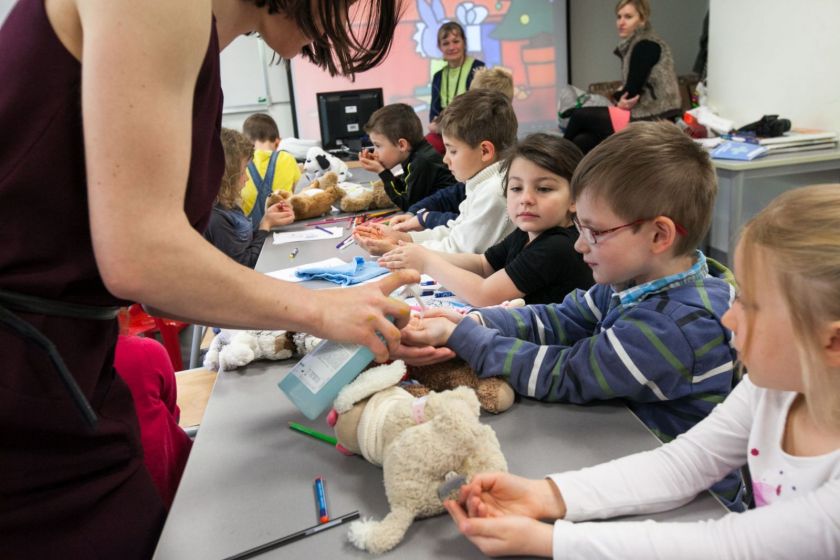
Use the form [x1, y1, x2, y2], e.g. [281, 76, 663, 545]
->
[316, 88, 384, 152]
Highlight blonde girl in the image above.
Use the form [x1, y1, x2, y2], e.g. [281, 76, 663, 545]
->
[442, 184, 840, 558]
[378, 133, 593, 306]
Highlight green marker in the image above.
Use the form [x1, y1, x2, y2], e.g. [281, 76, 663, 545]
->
[289, 421, 337, 446]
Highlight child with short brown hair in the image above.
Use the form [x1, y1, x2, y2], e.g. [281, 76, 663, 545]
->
[240, 113, 300, 229]
[356, 89, 518, 256]
[358, 103, 455, 210]
[396, 121, 744, 508]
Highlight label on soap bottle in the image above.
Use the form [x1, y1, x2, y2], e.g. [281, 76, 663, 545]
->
[289, 341, 360, 393]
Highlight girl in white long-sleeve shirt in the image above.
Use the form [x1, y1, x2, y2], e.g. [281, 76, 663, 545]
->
[443, 184, 840, 559]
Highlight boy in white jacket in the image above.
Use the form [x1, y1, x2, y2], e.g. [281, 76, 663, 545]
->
[355, 90, 517, 255]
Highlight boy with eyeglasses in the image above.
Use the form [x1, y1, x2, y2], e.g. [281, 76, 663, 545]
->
[396, 121, 745, 510]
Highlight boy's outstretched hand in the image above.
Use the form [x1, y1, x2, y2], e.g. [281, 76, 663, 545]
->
[388, 309, 466, 365]
[378, 241, 431, 271]
[353, 223, 410, 256]
[390, 214, 424, 232]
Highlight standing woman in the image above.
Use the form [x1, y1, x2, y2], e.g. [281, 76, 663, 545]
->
[427, 21, 485, 153]
[564, 0, 681, 154]
[0, 0, 413, 557]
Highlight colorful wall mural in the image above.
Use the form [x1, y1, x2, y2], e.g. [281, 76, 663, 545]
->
[291, 0, 568, 139]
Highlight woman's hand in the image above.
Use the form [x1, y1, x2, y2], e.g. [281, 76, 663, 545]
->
[378, 241, 430, 271]
[428, 119, 440, 134]
[259, 201, 295, 230]
[391, 215, 424, 232]
[444, 500, 554, 558]
[456, 473, 567, 521]
[616, 92, 640, 111]
[312, 269, 420, 362]
[357, 148, 385, 174]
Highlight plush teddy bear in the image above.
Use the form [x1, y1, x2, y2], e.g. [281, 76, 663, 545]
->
[403, 358, 516, 414]
[203, 329, 321, 372]
[370, 179, 395, 209]
[267, 172, 341, 220]
[326, 361, 507, 554]
[335, 181, 374, 213]
[303, 146, 351, 182]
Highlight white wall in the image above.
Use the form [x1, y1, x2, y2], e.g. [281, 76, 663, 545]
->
[708, 0, 840, 133]
[219, 39, 295, 138]
[569, 0, 708, 89]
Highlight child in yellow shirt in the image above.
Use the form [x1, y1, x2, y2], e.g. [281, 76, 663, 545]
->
[240, 113, 301, 229]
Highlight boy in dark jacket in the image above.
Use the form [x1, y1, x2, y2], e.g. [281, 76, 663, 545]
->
[358, 103, 456, 211]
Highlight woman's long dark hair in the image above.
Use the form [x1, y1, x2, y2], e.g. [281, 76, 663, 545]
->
[251, 0, 405, 78]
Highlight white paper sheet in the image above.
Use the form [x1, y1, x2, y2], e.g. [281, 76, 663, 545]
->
[272, 226, 343, 245]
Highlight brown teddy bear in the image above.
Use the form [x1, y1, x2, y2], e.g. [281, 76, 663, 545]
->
[370, 179, 395, 209]
[403, 358, 516, 414]
[267, 171, 341, 220]
[335, 181, 374, 213]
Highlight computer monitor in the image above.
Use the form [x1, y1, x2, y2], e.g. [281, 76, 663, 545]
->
[316, 88, 384, 153]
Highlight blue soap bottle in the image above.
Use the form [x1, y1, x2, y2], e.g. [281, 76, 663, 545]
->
[278, 340, 375, 420]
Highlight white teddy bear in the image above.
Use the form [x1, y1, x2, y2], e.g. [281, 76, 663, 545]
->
[203, 329, 321, 372]
[303, 146, 351, 183]
[328, 361, 508, 554]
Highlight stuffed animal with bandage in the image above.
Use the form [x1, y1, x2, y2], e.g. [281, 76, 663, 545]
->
[303, 146, 351, 182]
[267, 172, 341, 220]
[326, 361, 507, 554]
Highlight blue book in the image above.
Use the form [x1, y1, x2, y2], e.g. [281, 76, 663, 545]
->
[711, 141, 768, 161]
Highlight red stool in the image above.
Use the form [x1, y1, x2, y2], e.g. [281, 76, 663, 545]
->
[120, 304, 188, 370]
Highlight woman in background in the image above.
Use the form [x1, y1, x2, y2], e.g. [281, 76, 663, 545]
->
[427, 21, 485, 154]
[564, 0, 681, 154]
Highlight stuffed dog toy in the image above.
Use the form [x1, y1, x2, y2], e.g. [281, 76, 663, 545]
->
[303, 146, 351, 182]
[327, 361, 507, 554]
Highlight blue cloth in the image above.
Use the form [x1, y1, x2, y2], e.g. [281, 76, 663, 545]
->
[295, 256, 389, 286]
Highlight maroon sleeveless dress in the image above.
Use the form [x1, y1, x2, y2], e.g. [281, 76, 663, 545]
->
[0, 0, 223, 556]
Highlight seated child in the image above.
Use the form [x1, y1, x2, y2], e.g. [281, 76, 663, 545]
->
[204, 128, 294, 269]
[114, 333, 192, 509]
[390, 67, 516, 230]
[470, 66, 515, 99]
[443, 184, 840, 559]
[240, 113, 301, 229]
[396, 121, 743, 508]
[378, 133, 593, 306]
[355, 89, 517, 255]
[388, 181, 466, 232]
[357, 103, 455, 211]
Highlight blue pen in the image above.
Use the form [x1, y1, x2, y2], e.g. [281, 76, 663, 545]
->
[434, 290, 454, 298]
[314, 476, 329, 523]
[314, 225, 332, 235]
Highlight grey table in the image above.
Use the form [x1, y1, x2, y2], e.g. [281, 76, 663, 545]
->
[155, 210, 726, 560]
[709, 147, 840, 265]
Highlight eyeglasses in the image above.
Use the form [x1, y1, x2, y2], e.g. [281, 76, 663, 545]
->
[572, 215, 687, 245]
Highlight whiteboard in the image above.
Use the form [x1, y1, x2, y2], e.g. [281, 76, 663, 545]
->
[219, 34, 271, 113]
